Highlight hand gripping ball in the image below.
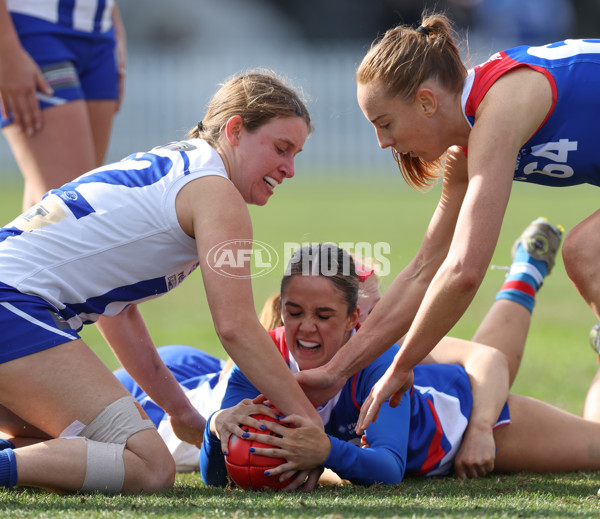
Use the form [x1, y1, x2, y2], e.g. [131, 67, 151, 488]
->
[225, 413, 293, 490]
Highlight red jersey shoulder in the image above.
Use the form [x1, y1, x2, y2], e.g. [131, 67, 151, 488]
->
[269, 327, 290, 363]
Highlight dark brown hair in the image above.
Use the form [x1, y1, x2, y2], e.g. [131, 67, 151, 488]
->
[281, 244, 359, 316]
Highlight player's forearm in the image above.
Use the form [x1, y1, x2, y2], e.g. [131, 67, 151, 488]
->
[97, 307, 195, 417]
[218, 322, 321, 426]
[134, 354, 196, 417]
[325, 436, 405, 485]
[326, 264, 429, 379]
[395, 255, 487, 373]
[208, 410, 222, 437]
[111, 3, 126, 41]
[464, 348, 510, 429]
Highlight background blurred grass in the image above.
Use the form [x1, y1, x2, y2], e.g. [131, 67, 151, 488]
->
[1, 172, 598, 416]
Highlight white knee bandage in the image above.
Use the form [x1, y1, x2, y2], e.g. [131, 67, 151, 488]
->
[81, 395, 155, 444]
[80, 440, 125, 493]
[76, 396, 155, 493]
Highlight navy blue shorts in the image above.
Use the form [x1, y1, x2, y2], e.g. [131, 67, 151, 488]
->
[0, 282, 80, 363]
[1, 14, 118, 127]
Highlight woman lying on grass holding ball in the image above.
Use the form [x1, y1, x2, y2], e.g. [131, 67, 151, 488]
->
[200, 243, 600, 491]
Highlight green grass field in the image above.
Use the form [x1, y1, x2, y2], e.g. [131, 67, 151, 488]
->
[1, 173, 600, 517]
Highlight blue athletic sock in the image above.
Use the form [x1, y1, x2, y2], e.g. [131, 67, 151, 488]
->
[513, 241, 548, 280]
[0, 439, 15, 451]
[495, 243, 548, 313]
[0, 449, 17, 488]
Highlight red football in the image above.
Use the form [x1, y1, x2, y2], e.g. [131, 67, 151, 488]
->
[225, 413, 292, 490]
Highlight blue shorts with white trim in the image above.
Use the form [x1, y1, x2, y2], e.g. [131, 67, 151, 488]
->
[0, 14, 118, 128]
[0, 282, 80, 363]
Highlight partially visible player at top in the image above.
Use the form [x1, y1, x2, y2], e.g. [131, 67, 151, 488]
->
[0, 70, 321, 495]
[0, 0, 126, 210]
[296, 12, 600, 430]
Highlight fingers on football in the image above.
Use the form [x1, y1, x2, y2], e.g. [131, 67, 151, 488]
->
[221, 423, 253, 454]
[262, 459, 295, 476]
[257, 417, 293, 438]
[234, 405, 278, 430]
[276, 413, 307, 428]
[282, 469, 312, 492]
[300, 468, 323, 492]
[278, 469, 298, 481]
[249, 439, 285, 458]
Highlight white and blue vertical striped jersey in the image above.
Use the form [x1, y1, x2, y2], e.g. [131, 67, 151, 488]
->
[7, 0, 115, 34]
[0, 139, 229, 331]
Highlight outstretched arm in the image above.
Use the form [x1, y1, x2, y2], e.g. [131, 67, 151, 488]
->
[96, 305, 207, 447]
[179, 176, 321, 427]
[356, 83, 547, 432]
[356, 170, 510, 432]
[355, 69, 554, 433]
[297, 148, 468, 408]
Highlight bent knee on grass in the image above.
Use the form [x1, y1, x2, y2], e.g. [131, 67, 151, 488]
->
[123, 429, 176, 493]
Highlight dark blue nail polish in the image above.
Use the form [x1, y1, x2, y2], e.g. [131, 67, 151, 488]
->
[223, 450, 228, 456]
[259, 424, 266, 431]
[242, 432, 250, 438]
[249, 447, 255, 453]
[264, 471, 270, 476]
